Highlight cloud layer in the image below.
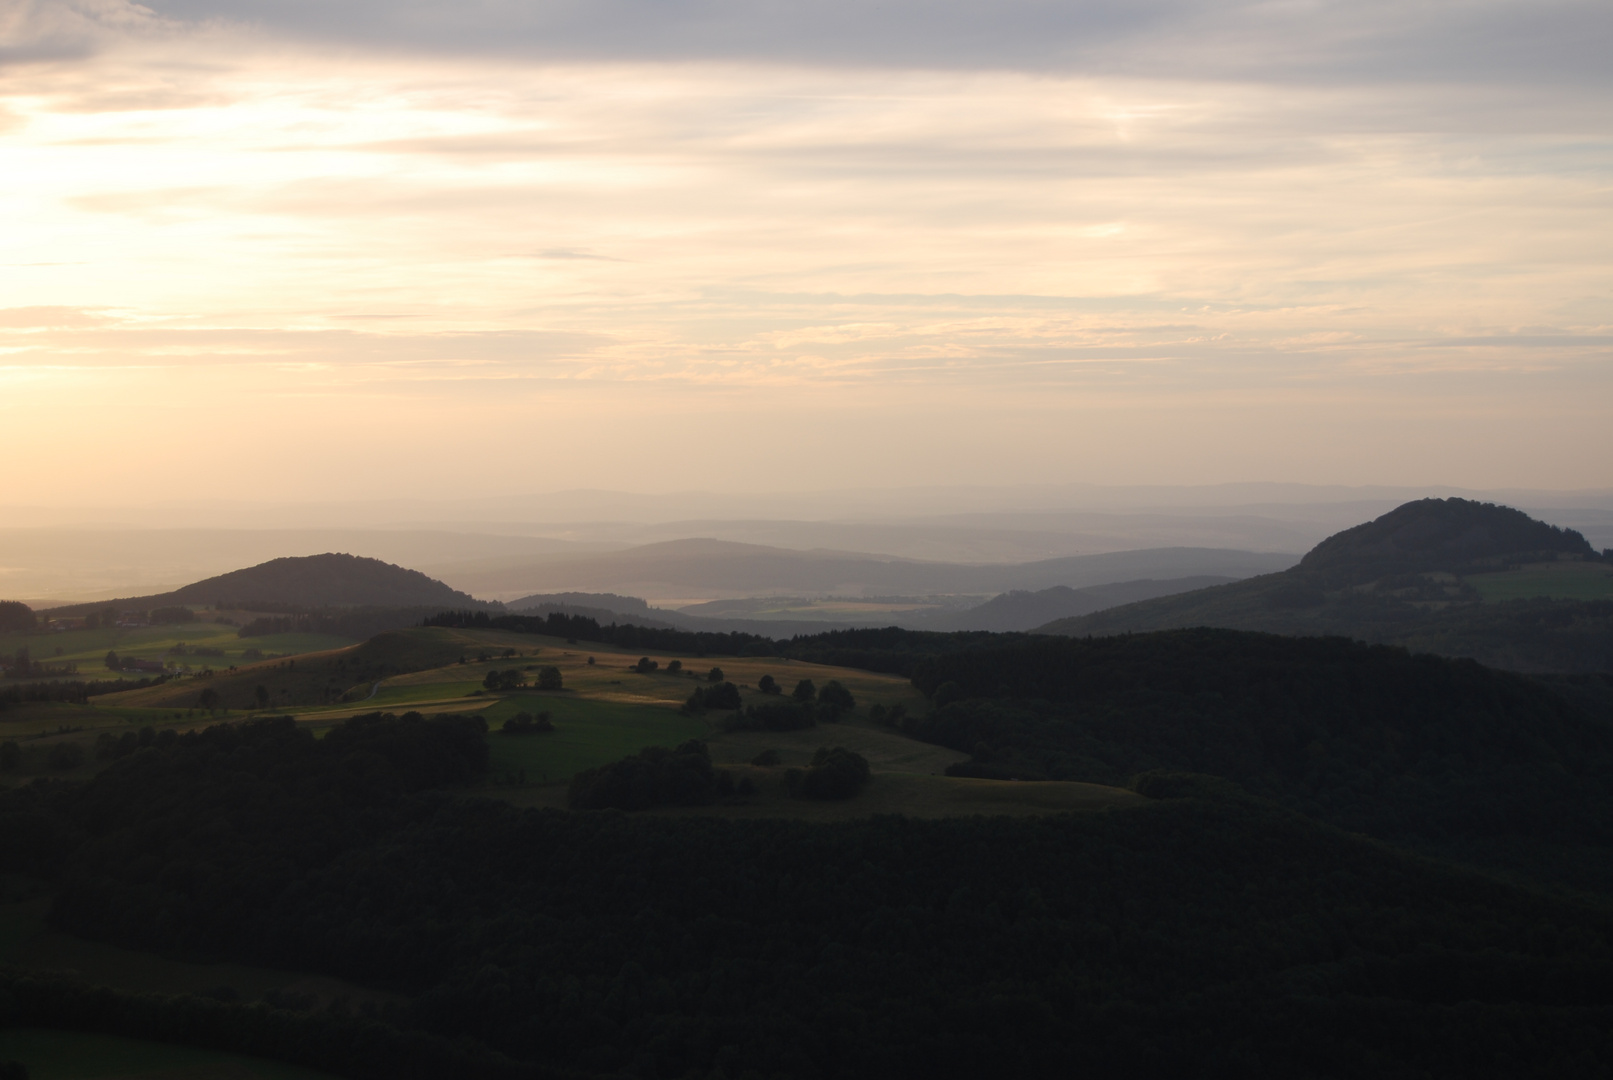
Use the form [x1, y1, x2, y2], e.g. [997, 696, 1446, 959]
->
[0, 4, 1609, 501]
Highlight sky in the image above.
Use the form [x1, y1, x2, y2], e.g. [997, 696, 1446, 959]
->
[2, 0, 1610, 506]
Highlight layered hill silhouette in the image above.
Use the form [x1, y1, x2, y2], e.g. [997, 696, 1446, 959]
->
[1040, 499, 1613, 671]
[911, 576, 1237, 632]
[432, 537, 1297, 599]
[46, 553, 482, 615]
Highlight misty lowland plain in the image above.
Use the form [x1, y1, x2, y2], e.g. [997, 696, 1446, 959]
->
[0, 495, 1610, 1079]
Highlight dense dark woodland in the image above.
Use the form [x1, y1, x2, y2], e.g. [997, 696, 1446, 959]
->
[1041, 499, 1613, 672]
[908, 630, 1613, 892]
[3, 713, 1612, 1079]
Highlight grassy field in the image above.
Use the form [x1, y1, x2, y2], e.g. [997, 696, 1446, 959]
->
[0, 1029, 340, 1080]
[481, 693, 710, 786]
[1466, 560, 1613, 602]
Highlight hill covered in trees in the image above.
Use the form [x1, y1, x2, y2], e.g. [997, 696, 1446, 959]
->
[44, 554, 488, 619]
[907, 628, 1613, 892]
[1039, 499, 1613, 671]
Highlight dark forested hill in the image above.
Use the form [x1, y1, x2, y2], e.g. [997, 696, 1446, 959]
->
[907, 629, 1613, 892]
[45, 553, 487, 616]
[1038, 500, 1613, 672]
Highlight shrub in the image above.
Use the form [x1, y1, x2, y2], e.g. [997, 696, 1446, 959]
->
[635, 657, 659, 674]
[666, 660, 683, 674]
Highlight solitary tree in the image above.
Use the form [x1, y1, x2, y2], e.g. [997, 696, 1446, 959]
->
[537, 666, 563, 691]
[792, 679, 817, 703]
[707, 666, 724, 683]
[758, 674, 780, 695]
[105, 651, 121, 672]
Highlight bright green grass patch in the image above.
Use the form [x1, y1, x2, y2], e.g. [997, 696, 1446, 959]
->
[481, 693, 710, 787]
[1467, 562, 1613, 602]
[0, 1028, 338, 1079]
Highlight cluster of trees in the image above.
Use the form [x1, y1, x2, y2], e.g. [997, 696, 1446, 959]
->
[149, 605, 196, 624]
[0, 600, 34, 634]
[3, 647, 77, 680]
[684, 680, 742, 710]
[482, 669, 524, 691]
[238, 607, 456, 642]
[908, 628, 1613, 892]
[567, 740, 745, 810]
[785, 746, 870, 800]
[5, 717, 1610, 1078]
[424, 610, 776, 658]
[0, 675, 165, 711]
[499, 711, 553, 735]
[700, 678, 857, 730]
[717, 700, 816, 732]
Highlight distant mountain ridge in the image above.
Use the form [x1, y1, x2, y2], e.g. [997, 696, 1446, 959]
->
[1039, 499, 1613, 671]
[44, 553, 484, 615]
[438, 538, 1297, 599]
[910, 577, 1238, 632]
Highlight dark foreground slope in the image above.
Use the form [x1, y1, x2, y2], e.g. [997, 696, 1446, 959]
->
[909, 629, 1613, 892]
[1039, 499, 1613, 671]
[3, 713, 1611, 1079]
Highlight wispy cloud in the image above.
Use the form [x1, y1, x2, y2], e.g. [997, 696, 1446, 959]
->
[0, 5, 1608, 498]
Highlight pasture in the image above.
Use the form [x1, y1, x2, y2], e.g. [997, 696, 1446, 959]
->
[3, 623, 1140, 822]
[1467, 560, 1613, 602]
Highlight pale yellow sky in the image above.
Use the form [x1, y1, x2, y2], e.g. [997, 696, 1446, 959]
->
[3, 2, 1610, 503]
